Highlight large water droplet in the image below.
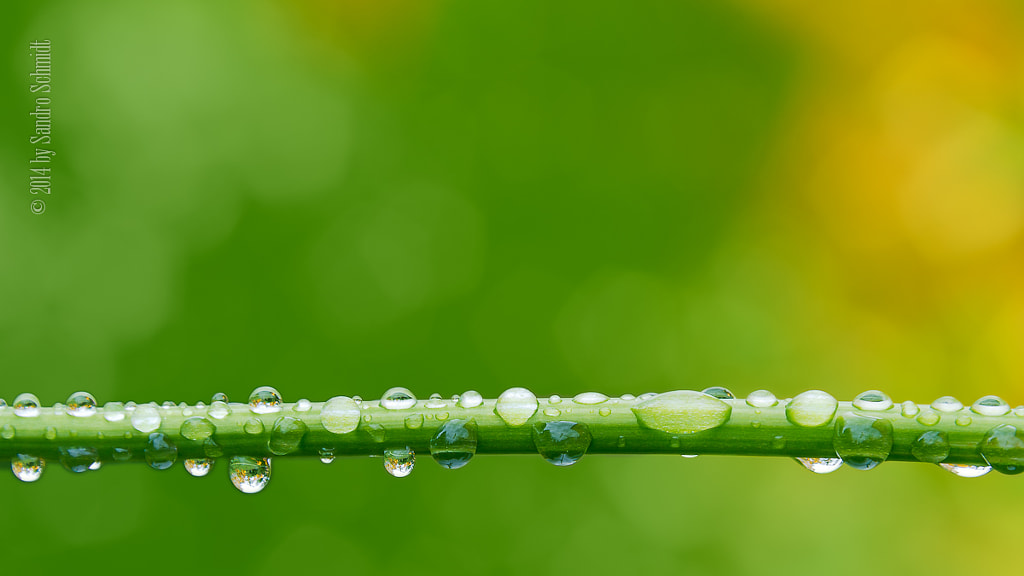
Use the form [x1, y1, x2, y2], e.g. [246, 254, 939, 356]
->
[380, 387, 416, 410]
[832, 413, 893, 470]
[180, 417, 215, 441]
[911, 430, 950, 463]
[208, 400, 231, 420]
[632, 391, 732, 434]
[59, 446, 100, 473]
[12, 454, 44, 482]
[13, 393, 40, 418]
[269, 416, 308, 455]
[145, 433, 178, 470]
[229, 456, 271, 494]
[248, 386, 283, 414]
[573, 392, 608, 405]
[384, 446, 415, 477]
[746, 390, 777, 408]
[853, 390, 893, 411]
[532, 421, 592, 466]
[430, 419, 478, 469]
[131, 404, 162, 433]
[931, 396, 963, 413]
[701, 386, 735, 400]
[795, 457, 843, 474]
[65, 391, 97, 417]
[979, 424, 1024, 475]
[184, 458, 213, 477]
[971, 395, 1011, 417]
[320, 396, 360, 434]
[786, 390, 838, 428]
[939, 463, 991, 478]
[495, 388, 538, 427]
[458, 390, 483, 408]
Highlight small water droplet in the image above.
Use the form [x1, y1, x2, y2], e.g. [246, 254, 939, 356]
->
[620, 394, 636, 401]
[599, 407, 612, 417]
[294, 399, 312, 412]
[701, 386, 735, 400]
[65, 391, 97, 417]
[59, 446, 100, 473]
[212, 392, 229, 403]
[617, 435, 626, 448]
[458, 390, 483, 408]
[44, 426, 57, 440]
[901, 401, 920, 418]
[11, 454, 44, 482]
[786, 390, 838, 428]
[573, 392, 608, 405]
[495, 387, 538, 427]
[380, 387, 417, 410]
[532, 421, 592, 466]
[746, 390, 777, 408]
[979, 424, 1024, 475]
[364, 423, 386, 443]
[549, 395, 562, 404]
[182, 407, 194, 417]
[383, 446, 415, 477]
[832, 413, 894, 470]
[162, 401, 176, 411]
[955, 415, 973, 427]
[971, 395, 1010, 417]
[771, 435, 787, 450]
[184, 458, 212, 477]
[911, 430, 950, 463]
[680, 454, 698, 459]
[543, 407, 561, 417]
[248, 386, 283, 414]
[131, 404, 162, 433]
[203, 437, 224, 458]
[208, 401, 231, 420]
[916, 410, 940, 426]
[112, 447, 132, 461]
[269, 416, 308, 455]
[669, 436, 681, 449]
[633, 391, 732, 434]
[243, 418, 265, 435]
[853, 390, 893, 411]
[321, 396, 360, 434]
[939, 463, 991, 478]
[180, 417, 215, 441]
[404, 414, 424, 429]
[229, 456, 271, 494]
[931, 396, 963, 413]
[362, 414, 373, 423]
[1, 425, 14, 440]
[795, 457, 844, 473]
[430, 419, 478, 469]
[13, 393, 41, 418]
[319, 447, 336, 464]
[145, 433, 178, 470]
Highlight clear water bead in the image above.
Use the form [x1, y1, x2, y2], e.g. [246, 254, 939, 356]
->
[832, 413, 894, 471]
[911, 430, 950, 463]
[939, 463, 991, 478]
[795, 457, 844, 474]
[13, 393, 41, 418]
[59, 446, 100, 473]
[229, 456, 271, 494]
[269, 416, 308, 455]
[458, 390, 483, 408]
[381, 387, 417, 410]
[383, 447, 415, 478]
[184, 458, 213, 477]
[12, 454, 45, 482]
[212, 392, 229, 403]
[853, 390, 893, 411]
[294, 399, 312, 412]
[65, 391, 97, 417]
[208, 400, 231, 420]
[495, 388, 539, 427]
[632, 391, 732, 434]
[971, 395, 1011, 417]
[1, 424, 14, 439]
[701, 386, 735, 400]
[931, 396, 963, 413]
[180, 417, 216, 441]
[786, 390, 839, 428]
[248, 386, 283, 414]
[321, 396, 360, 434]
[145, 433, 178, 470]
[979, 424, 1024, 475]
[746, 390, 777, 408]
[573, 392, 608, 405]
[131, 404, 162, 433]
[532, 421, 592, 466]
[103, 402, 126, 422]
[319, 447, 335, 464]
[430, 419, 478, 469]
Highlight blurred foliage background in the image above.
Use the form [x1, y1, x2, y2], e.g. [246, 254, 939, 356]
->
[3, 0, 1024, 573]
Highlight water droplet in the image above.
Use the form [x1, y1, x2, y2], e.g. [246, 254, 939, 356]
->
[911, 430, 950, 463]
[184, 458, 213, 477]
[212, 392, 229, 403]
[532, 421, 592, 466]
[203, 437, 224, 458]
[458, 390, 483, 408]
[701, 386, 735, 400]
[1, 425, 14, 440]
[746, 390, 777, 408]
[599, 407, 612, 417]
[319, 447, 335, 464]
[430, 419, 478, 469]
[549, 395, 562, 404]
[680, 454, 698, 459]
[617, 435, 626, 448]
[248, 386, 283, 414]
[182, 407, 194, 417]
[795, 457, 844, 474]
[786, 390, 838, 428]
[620, 394, 636, 401]
[404, 414, 424, 430]
[362, 414, 373, 423]
[131, 404, 162, 433]
[13, 393, 41, 418]
[939, 463, 991, 478]
[269, 416, 308, 455]
[229, 456, 271, 494]
[832, 413, 894, 470]
[971, 395, 1010, 417]
[380, 387, 417, 410]
[243, 418, 265, 435]
[495, 387, 539, 427]
[543, 407, 561, 417]
[931, 396, 963, 413]
[901, 401, 920, 418]
[771, 435, 787, 450]
[853, 390, 893, 411]
[916, 410, 940, 426]
[65, 391, 97, 417]
[383, 446, 415, 477]
[425, 394, 446, 409]
[955, 415, 972, 427]
[632, 391, 732, 434]
[59, 446, 100, 473]
[208, 401, 231, 420]
[294, 399, 312, 412]
[180, 417, 215, 441]
[669, 436, 681, 449]
[162, 401, 176, 411]
[979, 424, 1024, 475]
[364, 423, 386, 443]
[320, 396, 360, 434]
[44, 427, 57, 440]
[573, 392, 608, 405]
[12, 454, 44, 482]
[112, 447, 132, 461]
[145, 433, 178, 470]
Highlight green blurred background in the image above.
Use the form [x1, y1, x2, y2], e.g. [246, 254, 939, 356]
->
[3, 0, 1024, 573]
